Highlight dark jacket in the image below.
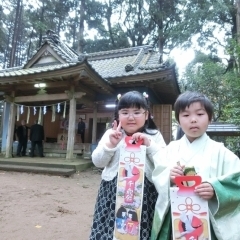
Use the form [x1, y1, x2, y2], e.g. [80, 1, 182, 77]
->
[77, 121, 85, 134]
[30, 124, 44, 142]
[17, 125, 29, 142]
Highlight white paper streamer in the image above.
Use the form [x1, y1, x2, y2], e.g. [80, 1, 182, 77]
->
[43, 106, 47, 115]
[63, 101, 66, 118]
[27, 107, 30, 124]
[57, 103, 60, 113]
[20, 105, 24, 114]
[34, 107, 36, 115]
[17, 105, 20, 121]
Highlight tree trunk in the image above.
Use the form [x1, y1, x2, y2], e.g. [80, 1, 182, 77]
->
[157, 0, 164, 63]
[9, 0, 22, 67]
[236, 0, 240, 73]
[38, 0, 46, 47]
[106, 3, 115, 47]
[78, 0, 85, 53]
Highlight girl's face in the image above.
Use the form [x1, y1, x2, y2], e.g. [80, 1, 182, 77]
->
[118, 107, 148, 135]
[179, 102, 210, 142]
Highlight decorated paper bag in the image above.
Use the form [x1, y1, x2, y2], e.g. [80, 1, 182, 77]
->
[170, 176, 211, 240]
[113, 136, 146, 240]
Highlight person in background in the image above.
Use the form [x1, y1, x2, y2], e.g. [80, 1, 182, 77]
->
[151, 91, 240, 240]
[16, 120, 29, 157]
[30, 120, 45, 157]
[77, 117, 85, 143]
[89, 91, 166, 239]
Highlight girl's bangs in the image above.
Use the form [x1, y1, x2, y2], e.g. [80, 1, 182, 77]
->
[118, 95, 147, 110]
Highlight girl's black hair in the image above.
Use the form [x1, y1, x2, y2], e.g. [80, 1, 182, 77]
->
[116, 206, 127, 218]
[174, 91, 214, 122]
[114, 91, 158, 134]
[128, 210, 138, 221]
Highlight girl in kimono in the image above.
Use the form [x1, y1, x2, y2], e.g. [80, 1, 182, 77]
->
[89, 91, 166, 239]
[151, 91, 240, 240]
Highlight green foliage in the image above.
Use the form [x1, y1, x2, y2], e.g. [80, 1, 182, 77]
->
[83, 27, 130, 53]
[0, 0, 239, 75]
[181, 51, 232, 122]
[225, 136, 240, 156]
[181, 48, 240, 153]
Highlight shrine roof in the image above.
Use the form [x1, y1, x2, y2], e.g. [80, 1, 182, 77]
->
[0, 30, 180, 104]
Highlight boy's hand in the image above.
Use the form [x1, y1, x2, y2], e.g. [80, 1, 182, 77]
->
[170, 165, 185, 183]
[194, 182, 215, 200]
[131, 132, 151, 146]
[106, 120, 122, 148]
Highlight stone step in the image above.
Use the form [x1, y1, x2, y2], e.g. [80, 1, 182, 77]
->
[43, 150, 91, 159]
[0, 160, 76, 169]
[0, 164, 75, 176]
[0, 158, 94, 175]
[44, 149, 83, 153]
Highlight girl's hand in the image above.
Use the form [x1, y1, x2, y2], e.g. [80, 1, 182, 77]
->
[170, 165, 185, 183]
[131, 132, 151, 146]
[106, 120, 122, 148]
[194, 182, 215, 200]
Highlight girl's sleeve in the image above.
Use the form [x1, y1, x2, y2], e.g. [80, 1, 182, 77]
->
[146, 131, 166, 164]
[91, 129, 118, 168]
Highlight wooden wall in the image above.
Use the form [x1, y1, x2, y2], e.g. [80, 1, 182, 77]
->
[14, 105, 172, 144]
[152, 104, 172, 144]
[15, 109, 62, 141]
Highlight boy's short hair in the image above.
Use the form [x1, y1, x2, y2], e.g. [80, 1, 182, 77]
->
[174, 91, 214, 122]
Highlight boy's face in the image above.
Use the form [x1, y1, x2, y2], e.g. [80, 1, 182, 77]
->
[178, 102, 210, 142]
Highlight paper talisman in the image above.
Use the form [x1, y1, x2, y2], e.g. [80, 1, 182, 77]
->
[113, 136, 146, 240]
[170, 176, 211, 240]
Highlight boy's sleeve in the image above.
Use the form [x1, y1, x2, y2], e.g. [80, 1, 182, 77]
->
[208, 171, 240, 240]
[208, 145, 240, 215]
[207, 145, 240, 239]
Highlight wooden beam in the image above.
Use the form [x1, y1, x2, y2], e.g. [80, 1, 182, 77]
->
[13, 92, 86, 103]
[13, 81, 70, 90]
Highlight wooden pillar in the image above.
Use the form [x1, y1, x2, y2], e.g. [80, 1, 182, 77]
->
[92, 103, 97, 144]
[66, 90, 76, 159]
[5, 93, 16, 158]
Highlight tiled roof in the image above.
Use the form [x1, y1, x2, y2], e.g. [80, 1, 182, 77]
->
[0, 31, 170, 80]
[207, 123, 240, 133]
[0, 45, 170, 80]
[177, 123, 240, 138]
[0, 62, 80, 77]
[24, 30, 79, 66]
[0, 31, 179, 104]
[87, 45, 168, 79]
